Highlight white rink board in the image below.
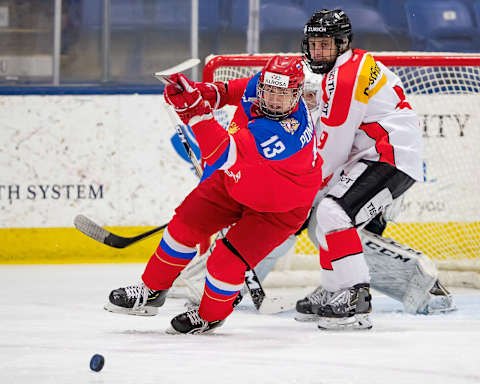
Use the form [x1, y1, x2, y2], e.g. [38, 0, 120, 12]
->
[0, 94, 478, 228]
[0, 95, 198, 228]
[399, 94, 480, 222]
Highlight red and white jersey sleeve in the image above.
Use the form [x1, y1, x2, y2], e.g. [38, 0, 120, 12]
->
[314, 49, 423, 186]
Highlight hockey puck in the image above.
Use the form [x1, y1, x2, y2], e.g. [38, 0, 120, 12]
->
[89, 354, 105, 372]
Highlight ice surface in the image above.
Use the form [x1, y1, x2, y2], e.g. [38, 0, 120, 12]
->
[1, 264, 479, 384]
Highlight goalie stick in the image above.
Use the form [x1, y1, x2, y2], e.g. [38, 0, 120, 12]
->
[163, 104, 203, 178]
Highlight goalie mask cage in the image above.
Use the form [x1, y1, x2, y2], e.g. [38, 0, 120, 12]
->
[203, 53, 480, 288]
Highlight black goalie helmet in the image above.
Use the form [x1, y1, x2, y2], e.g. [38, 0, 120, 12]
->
[302, 9, 352, 74]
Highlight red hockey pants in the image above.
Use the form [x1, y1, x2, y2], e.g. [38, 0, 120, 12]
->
[142, 173, 310, 321]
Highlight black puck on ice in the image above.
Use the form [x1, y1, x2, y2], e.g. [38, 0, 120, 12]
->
[90, 354, 105, 372]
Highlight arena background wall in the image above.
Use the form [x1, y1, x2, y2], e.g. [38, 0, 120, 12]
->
[1, 93, 479, 284]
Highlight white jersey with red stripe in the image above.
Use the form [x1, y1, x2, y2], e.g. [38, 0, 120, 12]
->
[310, 49, 423, 189]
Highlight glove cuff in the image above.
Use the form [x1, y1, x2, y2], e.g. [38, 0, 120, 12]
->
[189, 113, 214, 127]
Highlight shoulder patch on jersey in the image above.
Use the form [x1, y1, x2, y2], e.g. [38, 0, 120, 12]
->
[279, 117, 300, 135]
[354, 54, 387, 104]
[228, 121, 240, 134]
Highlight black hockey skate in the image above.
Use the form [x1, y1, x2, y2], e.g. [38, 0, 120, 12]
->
[314, 283, 373, 330]
[295, 285, 330, 322]
[168, 307, 225, 335]
[104, 282, 168, 316]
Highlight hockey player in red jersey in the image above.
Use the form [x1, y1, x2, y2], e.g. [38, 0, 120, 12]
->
[105, 56, 322, 334]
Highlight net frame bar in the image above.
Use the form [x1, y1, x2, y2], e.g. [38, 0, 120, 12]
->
[203, 54, 480, 82]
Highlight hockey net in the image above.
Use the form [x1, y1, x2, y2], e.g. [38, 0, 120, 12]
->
[203, 53, 480, 288]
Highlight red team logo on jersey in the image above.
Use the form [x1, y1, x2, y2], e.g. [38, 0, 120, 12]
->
[280, 118, 300, 135]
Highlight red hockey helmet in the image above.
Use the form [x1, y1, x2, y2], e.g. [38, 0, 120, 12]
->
[257, 56, 305, 120]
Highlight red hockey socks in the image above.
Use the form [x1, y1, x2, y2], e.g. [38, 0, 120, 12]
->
[142, 228, 197, 290]
[199, 240, 246, 321]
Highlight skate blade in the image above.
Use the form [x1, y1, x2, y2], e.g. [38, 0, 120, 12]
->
[317, 314, 372, 330]
[103, 302, 158, 316]
[165, 325, 181, 335]
[164, 325, 218, 335]
[294, 313, 319, 322]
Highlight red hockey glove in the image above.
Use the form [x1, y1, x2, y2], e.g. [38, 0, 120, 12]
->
[194, 81, 228, 110]
[163, 73, 200, 111]
[163, 73, 213, 125]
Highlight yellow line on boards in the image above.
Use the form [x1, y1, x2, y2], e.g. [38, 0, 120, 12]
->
[0, 227, 164, 264]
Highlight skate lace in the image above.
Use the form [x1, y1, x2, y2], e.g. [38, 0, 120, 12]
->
[308, 286, 330, 306]
[124, 283, 154, 310]
[186, 308, 205, 326]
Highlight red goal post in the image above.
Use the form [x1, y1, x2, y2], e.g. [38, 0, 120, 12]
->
[204, 54, 480, 82]
[203, 53, 480, 288]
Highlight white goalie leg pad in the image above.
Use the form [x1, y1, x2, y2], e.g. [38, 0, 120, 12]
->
[360, 230, 438, 314]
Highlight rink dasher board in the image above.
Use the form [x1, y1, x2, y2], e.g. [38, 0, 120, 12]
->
[0, 94, 479, 263]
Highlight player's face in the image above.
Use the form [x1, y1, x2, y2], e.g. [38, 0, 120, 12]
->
[303, 90, 318, 111]
[308, 37, 337, 63]
[261, 85, 296, 114]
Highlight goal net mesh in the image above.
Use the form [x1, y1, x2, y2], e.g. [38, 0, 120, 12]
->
[204, 54, 480, 287]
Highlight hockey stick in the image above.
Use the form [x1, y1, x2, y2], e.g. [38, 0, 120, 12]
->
[74, 214, 166, 248]
[153, 58, 200, 79]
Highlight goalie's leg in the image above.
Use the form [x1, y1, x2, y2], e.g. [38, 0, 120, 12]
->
[360, 229, 456, 314]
